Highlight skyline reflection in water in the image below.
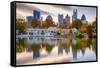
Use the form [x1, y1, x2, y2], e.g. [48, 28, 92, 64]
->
[16, 37, 96, 65]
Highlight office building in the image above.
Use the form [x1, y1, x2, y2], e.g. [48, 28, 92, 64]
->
[81, 14, 87, 23]
[33, 10, 40, 20]
[58, 14, 64, 26]
[63, 14, 70, 24]
[72, 9, 77, 22]
[26, 16, 33, 23]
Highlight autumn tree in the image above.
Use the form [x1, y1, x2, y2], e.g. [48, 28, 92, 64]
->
[72, 19, 82, 29]
[81, 23, 88, 33]
[44, 16, 55, 28]
[92, 20, 96, 33]
[45, 20, 55, 28]
[31, 19, 41, 28]
[65, 23, 72, 29]
[16, 21, 27, 33]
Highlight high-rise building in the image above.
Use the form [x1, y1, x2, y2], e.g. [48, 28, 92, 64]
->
[81, 14, 87, 23]
[26, 16, 33, 23]
[63, 14, 70, 24]
[33, 10, 40, 20]
[72, 9, 77, 22]
[58, 14, 63, 25]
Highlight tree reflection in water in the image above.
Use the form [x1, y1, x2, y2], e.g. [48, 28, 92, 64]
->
[16, 36, 96, 63]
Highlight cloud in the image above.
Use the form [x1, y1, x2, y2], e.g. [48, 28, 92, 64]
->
[16, 3, 54, 16]
[51, 5, 72, 11]
[16, 3, 96, 23]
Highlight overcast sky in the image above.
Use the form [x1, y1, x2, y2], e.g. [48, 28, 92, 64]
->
[16, 3, 96, 24]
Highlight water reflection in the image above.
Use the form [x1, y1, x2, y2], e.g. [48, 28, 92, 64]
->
[16, 37, 96, 65]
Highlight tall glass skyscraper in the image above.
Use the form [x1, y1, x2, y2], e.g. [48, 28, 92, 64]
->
[33, 10, 40, 20]
[72, 9, 77, 21]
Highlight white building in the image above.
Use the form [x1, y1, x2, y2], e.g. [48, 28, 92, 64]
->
[26, 27, 58, 36]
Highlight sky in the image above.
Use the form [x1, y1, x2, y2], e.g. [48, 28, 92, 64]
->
[16, 3, 97, 24]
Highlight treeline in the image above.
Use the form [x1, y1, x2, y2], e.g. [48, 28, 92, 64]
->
[16, 18, 96, 33]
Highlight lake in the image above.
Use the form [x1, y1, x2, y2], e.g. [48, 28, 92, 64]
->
[16, 36, 96, 65]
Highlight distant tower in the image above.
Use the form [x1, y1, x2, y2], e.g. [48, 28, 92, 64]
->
[81, 14, 87, 23]
[58, 14, 63, 26]
[26, 16, 33, 23]
[72, 9, 77, 22]
[33, 10, 40, 20]
[63, 14, 70, 24]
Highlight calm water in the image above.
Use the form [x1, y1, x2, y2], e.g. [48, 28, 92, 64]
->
[16, 36, 96, 65]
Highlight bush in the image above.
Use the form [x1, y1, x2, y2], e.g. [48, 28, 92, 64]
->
[75, 30, 84, 38]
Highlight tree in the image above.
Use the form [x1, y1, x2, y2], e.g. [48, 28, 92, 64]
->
[31, 19, 40, 28]
[40, 22, 45, 28]
[65, 23, 72, 29]
[92, 20, 96, 33]
[87, 25, 93, 38]
[16, 21, 27, 33]
[44, 18, 55, 28]
[81, 23, 88, 33]
[72, 19, 82, 29]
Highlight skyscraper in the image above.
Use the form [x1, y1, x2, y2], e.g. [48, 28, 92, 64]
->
[33, 10, 40, 20]
[72, 9, 77, 22]
[58, 14, 63, 25]
[63, 14, 70, 24]
[26, 16, 33, 23]
[81, 14, 87, 23]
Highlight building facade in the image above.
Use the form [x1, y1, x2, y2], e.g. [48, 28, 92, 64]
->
[81, 14, 87, 23]
[63, 14, 70, 24]
[58, 14, 64, 26]
[26, 16, 33, 23]
[33, 10, 40, 20]
[72, 9, 77, 22]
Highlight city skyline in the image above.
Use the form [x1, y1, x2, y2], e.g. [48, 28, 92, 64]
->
[15, 2, 97, 65]
[16, 3, 96, 24]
